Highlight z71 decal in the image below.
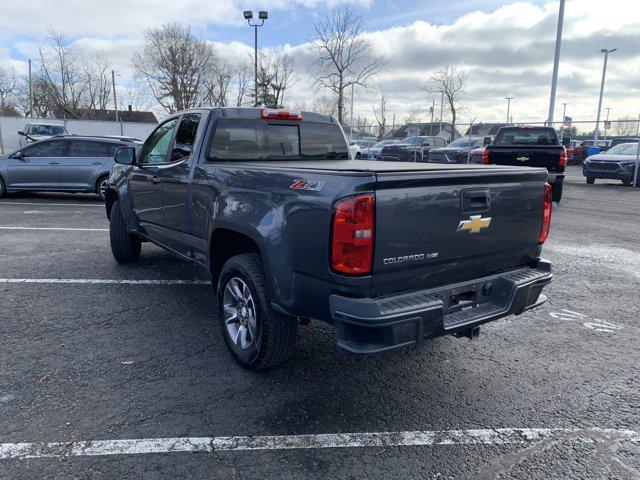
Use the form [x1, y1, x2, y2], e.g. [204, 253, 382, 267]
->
[290, 179, 326, 192]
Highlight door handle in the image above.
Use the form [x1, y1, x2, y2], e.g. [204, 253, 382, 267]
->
[92, 161, 102, 165]
[150, 176, 161, 184]
[49, 161, 59, 165]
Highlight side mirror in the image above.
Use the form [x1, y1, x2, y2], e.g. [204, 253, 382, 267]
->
[18, 131, 25, 136]
[484, 137, 492, 145]
[562, 137, 571, 147]
[11, 151, 24, 159]
[114, 146, 136, 165]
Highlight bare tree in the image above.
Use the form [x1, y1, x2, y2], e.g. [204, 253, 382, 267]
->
[38, 29, 90, 118]
[422, 65, 467, 139]
[311, 94, 339, 116]
[402, 108, 422, 126]
[84, 51, 112, 112]
[202, 60, 234, 107]
[371, 91, 388, 140]
[133, 23, 216, 113]
[270, 53, 296, 106]
[235, 63, 252, 107]
[613, 116, 639, 137]
[309, 8, 385, 125]
[0, 66, 17, 114]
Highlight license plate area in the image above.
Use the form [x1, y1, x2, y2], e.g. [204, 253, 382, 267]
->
[448, 289, 477, 313]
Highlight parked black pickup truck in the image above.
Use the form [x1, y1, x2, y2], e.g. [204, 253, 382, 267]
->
[106, 107, 553, 370]
[483, 126, 566, 202]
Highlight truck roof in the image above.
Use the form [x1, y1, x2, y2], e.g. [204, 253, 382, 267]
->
[193, 107, 337, 124]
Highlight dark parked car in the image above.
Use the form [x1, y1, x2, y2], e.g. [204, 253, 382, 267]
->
[583, 142, 639, 185]
[428, 137, 491, 163]
[105, 107, 553, 370]
[380, 136, 447, 162]
[363, 140, 398, 160]
[483, 126, 566, 203]
[0, 136, 138, 200]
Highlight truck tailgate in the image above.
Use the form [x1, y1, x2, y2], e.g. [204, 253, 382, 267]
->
[371, 168, 547, 297]
[488, 145, 564, 173]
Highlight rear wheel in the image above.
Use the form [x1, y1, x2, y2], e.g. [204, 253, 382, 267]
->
[96, 175, 109, 201]
[0, 176, 5, 198]
[217, 254, 297, 370]
[109, 199, 141, 263]
[586, 176, 595, 184]
[355, 152, 361, 159]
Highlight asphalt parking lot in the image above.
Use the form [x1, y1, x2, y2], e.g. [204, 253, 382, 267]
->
[1, 168, 639, 479]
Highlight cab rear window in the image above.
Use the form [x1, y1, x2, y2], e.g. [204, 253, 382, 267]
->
[208, 119, 348, 161]
[495, 128, 559, 145]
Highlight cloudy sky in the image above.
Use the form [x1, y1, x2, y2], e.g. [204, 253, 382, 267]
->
[0, 0, 638, 128]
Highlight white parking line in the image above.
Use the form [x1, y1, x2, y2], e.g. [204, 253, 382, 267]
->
[0, 227, 108, 232]
[0, 202, 103, 207]
[0, 278, 210, 285]
[1, 428, 638, 460]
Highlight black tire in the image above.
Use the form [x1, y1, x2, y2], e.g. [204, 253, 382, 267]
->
[109, 199, 141, 263]
[96, 175, 109, 201]
[586, 177, 595, 184]
[216, 254, 297, 370]
[355, 152, 361, 159]
[0, 176, 5, 198]
[551, 181, 563, 203]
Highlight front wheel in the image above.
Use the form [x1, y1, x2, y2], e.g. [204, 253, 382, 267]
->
[96, 175, 109, 201]
[586, 177, 595, 184]
[217, 254, 297, 370]
[0, 176, 5, 198]
[551, 181, 563, 203]
[109, 199, 141, 263]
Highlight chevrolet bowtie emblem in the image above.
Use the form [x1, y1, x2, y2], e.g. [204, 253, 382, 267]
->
[516, 156, 529, 162]
[457, 215, 492, 234]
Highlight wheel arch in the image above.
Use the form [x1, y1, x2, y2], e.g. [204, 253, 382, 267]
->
[209, 227, 266, 289]
[104, 188, 119, 220]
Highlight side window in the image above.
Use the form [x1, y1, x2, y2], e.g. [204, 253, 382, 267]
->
[68, 140, 106, 157]
[209, 119, 267, 160]
[138, 119, 178, 165]
[22, 140, 67, 157]
[268, 124, 299, 158]
[436, 138, 446, 147]
[171, 113, 201, 162]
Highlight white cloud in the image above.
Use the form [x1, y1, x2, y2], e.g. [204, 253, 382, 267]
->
[0, 0, 638, 128]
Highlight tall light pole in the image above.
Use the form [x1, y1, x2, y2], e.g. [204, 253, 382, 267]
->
[505, 97, 513, 125]
[594, 48, 617, 143]
[604, 107, 611, 141]
[28, 59, 34, 118]
[429, 99, 435, 135]
[350, 83, 354, 138]
[438, 90, 444, 136]
[244, 10, 268, 107]
[547, 0, 565, 126]
[559, 102, 568, 142]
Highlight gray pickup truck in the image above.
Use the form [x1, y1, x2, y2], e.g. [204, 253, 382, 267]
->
[106, 107, 553, 370]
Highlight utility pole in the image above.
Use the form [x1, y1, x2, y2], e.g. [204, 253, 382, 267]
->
[430, 99, 435, 135]
[350, 83, 354, 138]
[28, 59, 33, 118]
[560, 102, 568, 142]
[604, 107, 611, 141]
[633, 113, 640, 188]
[547, 0, 565, 126]
[111, 70, 119, 123]
[505, 97, 513, 125]
[594, 48, 617, 143]
[439, 90, 444, 136]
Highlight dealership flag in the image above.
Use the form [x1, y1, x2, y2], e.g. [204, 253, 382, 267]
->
[563, 116, 572, 127]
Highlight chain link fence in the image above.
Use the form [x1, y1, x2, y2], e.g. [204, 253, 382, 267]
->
[347, 116, 640, 188]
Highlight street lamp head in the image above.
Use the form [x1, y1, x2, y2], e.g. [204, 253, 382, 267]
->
[243, 10, 253, 20]
[599, 48, 618, 54]
[258, 11, 268, 20]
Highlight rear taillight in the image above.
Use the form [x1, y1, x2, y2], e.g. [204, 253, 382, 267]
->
[482, 149, 490, 164]
[559, 148, 567, 167]
[331, 195, 374, 275]
[539, 183, 553, 244]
